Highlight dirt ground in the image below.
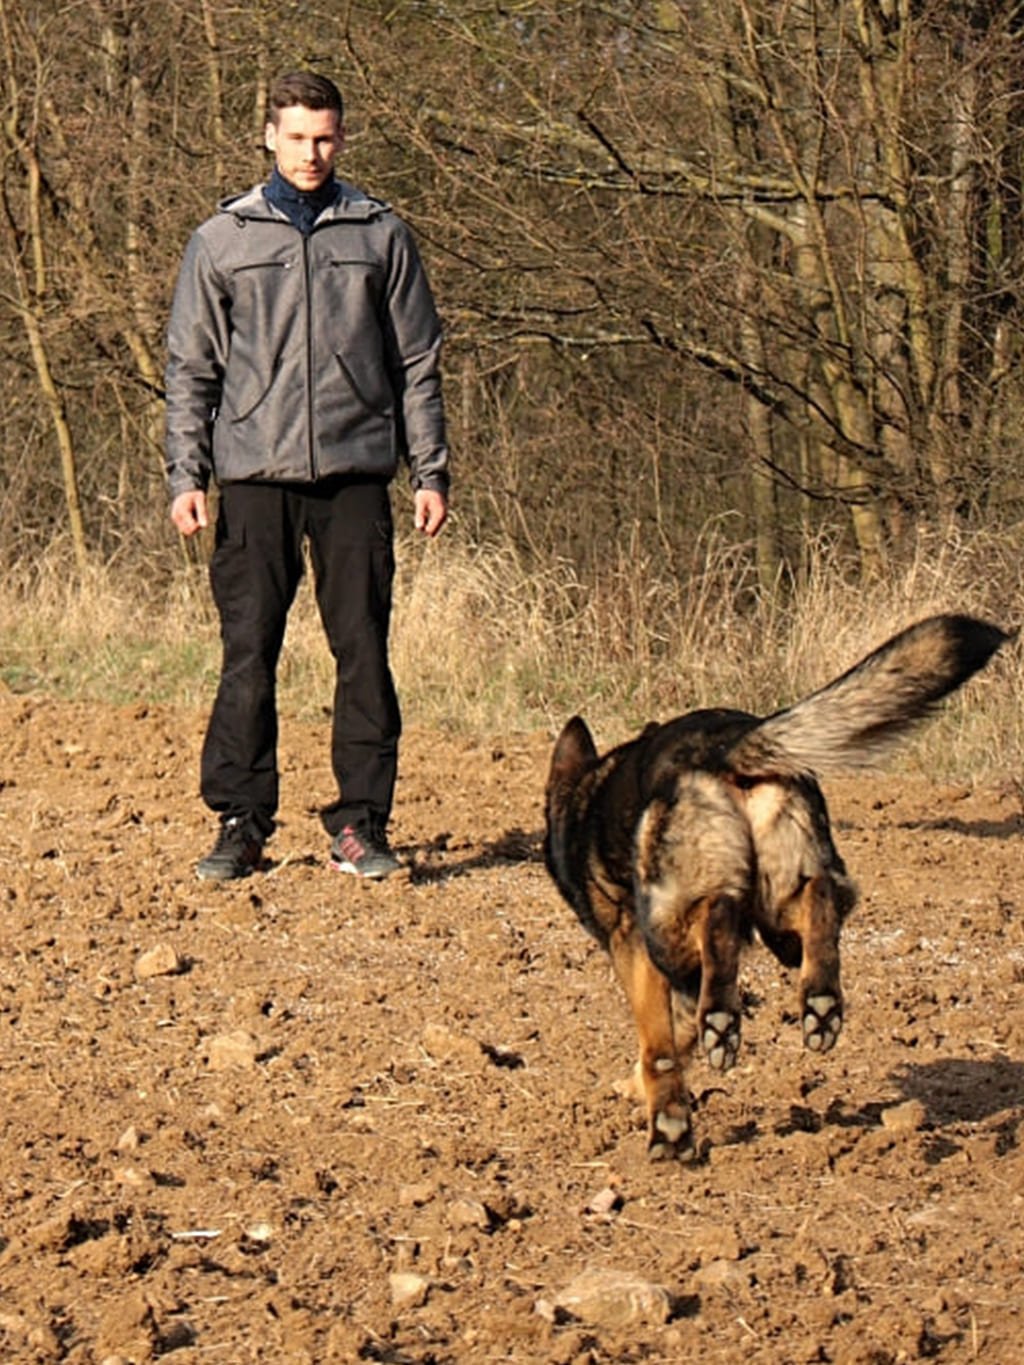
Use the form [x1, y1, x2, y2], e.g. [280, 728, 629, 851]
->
[1, 688, 1023, 1364]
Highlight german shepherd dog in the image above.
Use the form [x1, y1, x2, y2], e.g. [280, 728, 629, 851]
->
[544, 615, 1009, 1159]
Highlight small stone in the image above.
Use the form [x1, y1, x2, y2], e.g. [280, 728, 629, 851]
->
[26, 1215, 73, 1251]
[693, 1224, 743, 1261]
[399, 1180, 436, 1208]
[781, 1129, 826, 1165]
[95, 1290, 155, 1361]
[115, 1164, 152, 1190]
[134, 944, 183, 980]
[447, 1196, 491, 1231]
[158, 1321, 195, 1351]
[420, 1023, 484, 1066]
[584, 1186, 621, 1216]
[0, 1312, 60, 1356]
[205, 1030, 259, 1070]
[116, 1125, 141, 1153]
[881, 1099, 928, 1133]
[692, 1258, 747, 1290]
[553, 1267, 672, 1328]
[905, 1204, 949, 1229]
[389, 1272, 430, 1310]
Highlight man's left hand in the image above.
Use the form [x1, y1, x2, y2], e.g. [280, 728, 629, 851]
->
[414, 489, 448, 538]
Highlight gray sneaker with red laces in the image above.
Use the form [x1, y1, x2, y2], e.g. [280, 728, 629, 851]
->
[329, 824, 401, 879]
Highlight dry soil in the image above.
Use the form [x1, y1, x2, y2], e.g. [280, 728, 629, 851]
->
[1, 689, 1023, 1363]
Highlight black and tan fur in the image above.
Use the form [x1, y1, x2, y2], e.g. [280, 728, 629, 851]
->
[544, 614, 1009, 1159]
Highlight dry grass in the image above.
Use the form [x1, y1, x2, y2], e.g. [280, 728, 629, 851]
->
[1, 524, 1021, 779]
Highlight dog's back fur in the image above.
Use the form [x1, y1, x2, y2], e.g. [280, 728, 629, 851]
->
[544, 614, 1009, 1160]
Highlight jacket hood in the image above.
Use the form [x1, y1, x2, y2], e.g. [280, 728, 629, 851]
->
[216, 179, 392, 224]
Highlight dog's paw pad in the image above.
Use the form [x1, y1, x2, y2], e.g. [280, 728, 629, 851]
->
[648, 1105, 694, 1161]
[701, 1010, 740, 1071]
[803, 994, 842, 1052]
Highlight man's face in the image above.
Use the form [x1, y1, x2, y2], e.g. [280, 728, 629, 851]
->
[265, 104, 343, 191]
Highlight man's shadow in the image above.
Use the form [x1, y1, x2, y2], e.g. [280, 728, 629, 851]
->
[761, 1056, 1024, 1161]
[900, 812, 1024, 839]
[406, 826, 545, 883]
[835, 812, 1024, 840]
[891, 1055, 1024, 1127]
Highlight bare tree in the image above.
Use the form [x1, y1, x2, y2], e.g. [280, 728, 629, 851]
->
[0, 0, 88, 572]
[342, 0, 1024, 574]
[0, 0, 276, 569]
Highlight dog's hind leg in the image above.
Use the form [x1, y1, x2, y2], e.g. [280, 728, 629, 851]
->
[695, 894, 744, 1071]
[608, 924, 695, 1161]
[745, 779, 855, 1054]
[793, 874, 844, 1053]
[641, 894, 744, 1073]
[758, 873, 846, 1053]
[636, 779, 751, 1077]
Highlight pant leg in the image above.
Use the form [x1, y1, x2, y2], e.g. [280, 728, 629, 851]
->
[201, 483, 304, 831]
[304, 478, 401, 837]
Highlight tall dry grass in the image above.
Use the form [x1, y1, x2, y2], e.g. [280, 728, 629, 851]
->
[0, 524, 1020, 779]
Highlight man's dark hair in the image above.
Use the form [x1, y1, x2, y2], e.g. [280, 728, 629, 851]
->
[268, 71, 344, 125]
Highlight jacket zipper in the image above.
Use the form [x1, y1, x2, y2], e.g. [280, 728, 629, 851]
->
[303, 233, 317, 480]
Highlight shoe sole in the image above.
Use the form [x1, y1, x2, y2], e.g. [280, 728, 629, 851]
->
[329, 856, 398, 880]
[196, 864, 256, 882]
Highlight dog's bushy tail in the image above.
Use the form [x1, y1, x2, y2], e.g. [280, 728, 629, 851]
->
[728, 614, 1011, 778]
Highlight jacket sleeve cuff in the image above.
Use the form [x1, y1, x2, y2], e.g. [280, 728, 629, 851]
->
[411, 472, 450, 496]
[167, 472, 211, 502]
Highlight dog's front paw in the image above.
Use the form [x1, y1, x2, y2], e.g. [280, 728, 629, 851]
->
[802, 993, 843, 1052]
[701, 1009, 740, 1071]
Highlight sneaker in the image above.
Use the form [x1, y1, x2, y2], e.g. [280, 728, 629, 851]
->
[329, 824, 401, 879]
[196, 816, 264, 882]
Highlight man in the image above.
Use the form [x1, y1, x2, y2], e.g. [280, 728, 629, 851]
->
[165, 71, 449, 881]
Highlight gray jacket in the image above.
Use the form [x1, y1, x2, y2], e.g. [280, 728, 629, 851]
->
[164, 179, 449, 500]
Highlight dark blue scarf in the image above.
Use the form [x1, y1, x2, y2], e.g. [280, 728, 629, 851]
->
[263, 167, 338, 236]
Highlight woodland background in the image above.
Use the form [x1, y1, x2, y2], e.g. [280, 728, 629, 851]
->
[1, 0, 1023, 748]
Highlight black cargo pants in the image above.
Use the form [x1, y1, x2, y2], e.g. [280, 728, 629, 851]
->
[200, 477, 400, 839]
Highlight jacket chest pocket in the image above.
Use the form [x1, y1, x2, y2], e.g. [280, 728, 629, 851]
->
[230, 258, 296, 287]
[324, 257, 384, 307]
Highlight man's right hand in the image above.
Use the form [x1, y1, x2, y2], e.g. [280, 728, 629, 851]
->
[171, 489, 209, 537]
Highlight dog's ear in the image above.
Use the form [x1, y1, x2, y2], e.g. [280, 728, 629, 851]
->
[549, 715, 598, 781]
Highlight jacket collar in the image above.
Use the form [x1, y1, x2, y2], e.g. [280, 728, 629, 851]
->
[264, 167, 339, 228]
[218, 178, 390, 224]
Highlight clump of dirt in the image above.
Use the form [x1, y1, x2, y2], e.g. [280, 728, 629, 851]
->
[1, 689, 1023, 1362]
